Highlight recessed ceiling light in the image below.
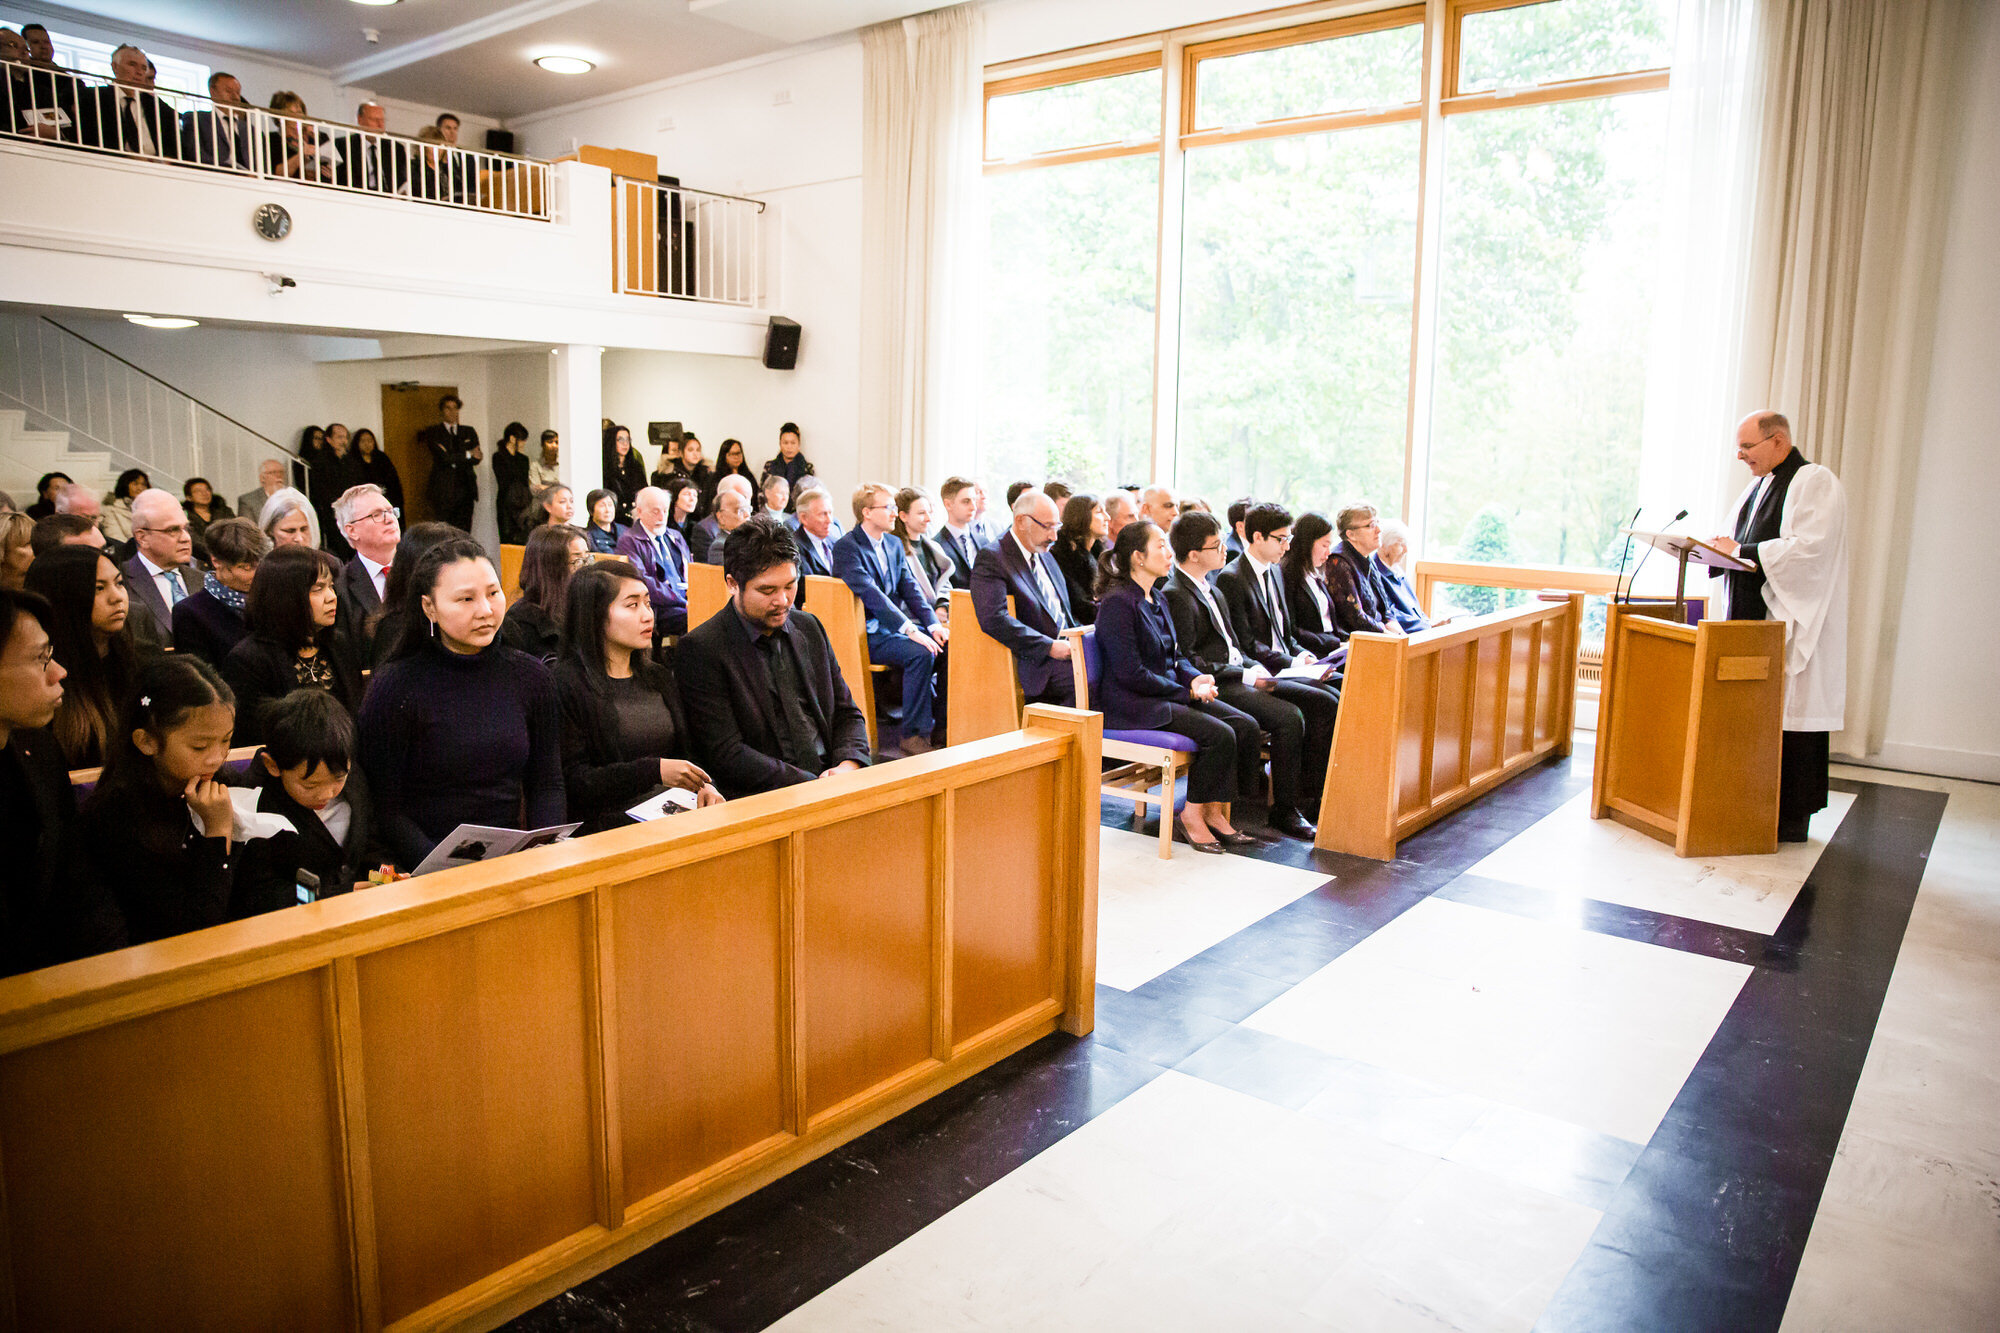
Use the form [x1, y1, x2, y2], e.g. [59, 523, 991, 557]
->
[534, 55, 595, 75]
[350, 0, 400, 7]
[124, 314, 199, 329]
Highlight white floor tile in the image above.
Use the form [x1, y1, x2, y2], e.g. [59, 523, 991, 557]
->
[1242, 898, 1750, 1143]
[1095, 827, 1332, 991]
[769, 1071, 1598, 1333]
[1466, 790, 1855, 934]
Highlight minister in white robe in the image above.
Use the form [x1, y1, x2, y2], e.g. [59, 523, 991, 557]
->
[1708, 410, 1847, 841]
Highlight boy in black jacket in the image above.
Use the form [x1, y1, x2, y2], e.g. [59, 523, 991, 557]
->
[233, 689, 376, 917]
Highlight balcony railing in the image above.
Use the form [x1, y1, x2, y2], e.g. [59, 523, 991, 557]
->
[1, 58, 551, 221]
[614, 178, 765, 306]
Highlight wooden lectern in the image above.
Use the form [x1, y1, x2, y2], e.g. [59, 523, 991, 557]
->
[1623, 528, 1749, 619]
[1590, 602, 1786, 856]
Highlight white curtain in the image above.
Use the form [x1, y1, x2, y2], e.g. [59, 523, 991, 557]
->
[860, 4, 983, 489]
[1643, 0, 1974, 757]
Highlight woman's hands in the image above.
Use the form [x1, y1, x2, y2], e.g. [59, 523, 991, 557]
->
[695, 784, 725, 808]
[659, 758, 714, 792]
[1190, 674, 1219, 703]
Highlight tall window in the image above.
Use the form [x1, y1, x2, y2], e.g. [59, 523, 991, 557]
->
[0, 18, 211, 100]
[982, 0, 1674, 573]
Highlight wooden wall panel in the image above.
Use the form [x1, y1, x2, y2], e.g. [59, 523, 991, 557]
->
[0, 972, 352, 1331]
[1504, 626, 1534, 758]
[687, 561, 727, 631]
[358, 898, 599, 1322]
[1605, 632, 1694, 823]
[951, 766, 1058, 1043]
[802, 803, 935, 1118]
[1535, 618, 1563, 744]
[1430, 643, 1470, 796]
[613, 841, 787, 1204]
[1469, 634, 1505, 779]
[1396, 654, 1434, 816]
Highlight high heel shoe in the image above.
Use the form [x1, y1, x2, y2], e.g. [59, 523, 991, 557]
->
[1212, 829, 1261, 847]
[1174, 823, 1228, 855]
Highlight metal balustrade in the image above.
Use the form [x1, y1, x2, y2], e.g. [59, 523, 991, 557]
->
[613, 177, 766, 306]
[0, 57, 552, 220]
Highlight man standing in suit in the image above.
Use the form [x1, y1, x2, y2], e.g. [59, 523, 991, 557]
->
[419, 394, 480, 531]
[238, 458, 287, 528]
[935, 477, 984, 589]
[79, 44, 186, 160]
[341, 102, 402, 194]
[971, 490, 1076, 707]
[616, 487, 692, 638]
[183, 70, 251, 170]
[792, 487, 838, 578]
[1163, 511, 1333, 841]
[1215, 502, 1340, 692]
[677, 516, 872, 797]
[122, 489, 196, 653]
[333, 484, 400, 655]
[835, 484, 949, 756]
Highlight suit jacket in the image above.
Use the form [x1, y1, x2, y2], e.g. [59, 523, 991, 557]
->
[6, 65, 79, 143]
[614, 526, 691, 634]
[337, 554, 385, 625]
[337, 131, 411, 194]
[169, 589, 248, 667]
[1283, 566, 1345, 657]
[238, 488, 281, 526]
[1327, 541, 1393, 636]
[1214, 555, 1307, 673]
[586, 521, 628, 555]
[970, 535, 1075, 699]
[676, 606, 871, 798]
[1161, 567, 1247, 686]
[833, 528, 935, 637]
[181, 105, 253, 170]
[1093, 583, 1200, 731]
[79, 84, 188, 159]
[690, 516, 722, 563]
[794, 526, 837, 579]
[222, 632, 365, 747]
[121, 553, 193, 654]
[419, 423, 480, 512]
[936, 525, 982, 589]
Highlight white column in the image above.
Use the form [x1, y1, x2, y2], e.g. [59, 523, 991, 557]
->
[548, 343, 602, 500]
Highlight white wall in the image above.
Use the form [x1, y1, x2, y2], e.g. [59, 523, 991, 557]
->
[1877, 1, 2000, 783]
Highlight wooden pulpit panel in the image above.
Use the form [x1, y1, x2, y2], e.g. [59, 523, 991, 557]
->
[950, 765, 1059, 1046]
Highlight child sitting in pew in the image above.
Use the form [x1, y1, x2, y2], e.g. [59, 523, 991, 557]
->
[231, 689, 376, 917]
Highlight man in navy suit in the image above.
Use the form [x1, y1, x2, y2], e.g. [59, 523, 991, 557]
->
[792, 487, 838, 578]
[934, 476, 985, 589]
[834, 484, 949, 756]
[615, 486, 692, 637]
[121, 489, 197, 653]
[971, 490, 1076, 707]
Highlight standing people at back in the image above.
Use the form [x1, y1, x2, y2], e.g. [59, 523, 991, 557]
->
[761, 422, 814, 511]
[238, 458, 289, 533]
[493, 422, 534, 544]
[24, 545, 136, 767]
[602, 424, 646, 524]
[419, 395, 481, 532]
[310, 423, 358, 558]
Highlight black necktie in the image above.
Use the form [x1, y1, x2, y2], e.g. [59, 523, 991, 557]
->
[1265, 567, 1287, 639]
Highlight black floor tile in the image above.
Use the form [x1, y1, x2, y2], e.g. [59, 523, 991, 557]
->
[1172, 1025, 1351, 1110]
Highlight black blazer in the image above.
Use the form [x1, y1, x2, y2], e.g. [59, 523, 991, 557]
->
[1, 728, 110, 977]
[182, 105, 253, 169]
[970, 535, 1076, 699]
[223, 632, 365, 746]
[554, 655, 696, 833]
[119, 553, 192, 655]
[935, 526, 981, 589]
[420, 423, 481, 513]
[675, 606, 871, 798]
[794, 528, 836, 579]
[170, 589, 249, 667]
[498, 599, 561, 664]
[73, 777, 231, 947]
[231, 762, 374, 915]
[79, 84, 189, 159]
[1161, 568, 1247, 685]
[1050, 538, 1104, 626]
[1093, 582, 1200, 731]
[351, 450, 405, 509]
[1214, 556, 1307, 673]
[1282, 565, 1344, 657]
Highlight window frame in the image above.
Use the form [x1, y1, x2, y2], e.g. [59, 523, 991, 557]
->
[1443, 0, 1669, 113]
[982, 52, 1164, 174]
[1179, 5, 1428, 152]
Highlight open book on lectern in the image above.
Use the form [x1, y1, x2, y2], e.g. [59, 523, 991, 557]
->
[1621, 529, 1756, 572]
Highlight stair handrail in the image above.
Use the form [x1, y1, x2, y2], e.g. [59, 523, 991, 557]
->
[36, 315, 299, 460]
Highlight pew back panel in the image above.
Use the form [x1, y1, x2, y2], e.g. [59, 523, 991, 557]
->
[1317, 596, 1581, 860]
[804, 574, 877, 751]
[0, 708, 1102, 1332]
[687, 560, 727, 631]
[946, 588, 1023, 746]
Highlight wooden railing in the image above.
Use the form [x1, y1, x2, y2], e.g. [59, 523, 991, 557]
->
[1411, 558, 1620, 618]
[0, 709, 1102, 1331]
[1315, 596, 1583, 859]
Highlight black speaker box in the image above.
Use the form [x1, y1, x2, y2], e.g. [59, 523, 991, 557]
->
[485, 128, 516, 154]
[763, 316, 800, 370]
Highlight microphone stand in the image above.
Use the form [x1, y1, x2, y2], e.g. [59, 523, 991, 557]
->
[1613, 506, 1643, 606]
[1625, 507, 1689, 615]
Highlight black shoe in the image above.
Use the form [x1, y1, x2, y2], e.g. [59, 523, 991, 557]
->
[1268, 809, 1318, 841]
[1778, 815, 1811, 843]
[1214, 830, 1261, 848]
[1174, 824, 1228, 855]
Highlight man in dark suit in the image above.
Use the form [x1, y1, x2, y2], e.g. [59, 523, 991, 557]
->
[1225, 497, 1252, 561]
[238, 458, 287, 528]
[834, 484, 948, 755]
[934, 476, 984, 589]
[339, 102, 409, 195]
[333, 483, 400, 657]
[418, 394, 480, 531]
[970, 490, 1076, 707]
[181, 70, 252, 170]
[1163, 511, 1333, 840]
[1215, 502, 1340, 693]
[792, 486, 838, 578]
[121, 488, 196, 653]
[677, 516, 872, 798]
[78, 44, 188, 160]
[615, 486, 692, 637]
[691, 477, 751, 564]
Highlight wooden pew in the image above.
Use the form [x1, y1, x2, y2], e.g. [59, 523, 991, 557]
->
[1316, 596, 1583, 860]
[688, 560, 727, 630]
[803, 574, 881, 751]
[0, 708, 1102, 1333]
[499, 541, 526, 603]
[69, 745, 260, 789]
[946, 588, 1024, 746]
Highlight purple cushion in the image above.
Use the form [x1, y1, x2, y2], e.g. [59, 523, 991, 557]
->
[1105, 728, 1198, 753]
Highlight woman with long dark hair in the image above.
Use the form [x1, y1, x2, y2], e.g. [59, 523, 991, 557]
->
[500, 524, 587, 662]
[1051, 492, 1109, 626]
[350, 428, 404, 510]
[23, 545, 138, 767]
[662, 476, 703, 552]
[710, 438, 756, 500]
[554, 560, 722, 833]
[362, 521, 459, 668]
[101, 468, 150, 546]
[1093, 519, 1263, 853]
[357, 535, 564, 868]
[1280, 511, 1344, 658]
[223, 544, 363, 745]
[602, 424, 646, 524]
[494, 421, 534, 545]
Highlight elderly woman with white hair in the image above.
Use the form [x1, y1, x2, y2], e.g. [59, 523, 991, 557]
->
[1373, 518, 1431, 632]
[258, 487, 322, 551]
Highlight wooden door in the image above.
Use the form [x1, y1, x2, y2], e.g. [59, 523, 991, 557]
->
[381, 384, 457, 524]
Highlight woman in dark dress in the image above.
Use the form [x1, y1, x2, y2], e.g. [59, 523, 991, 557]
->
[1050, 492, 1109, 626]
[493, 421, 534, 545]
[224, 545, 363, 746]
[357, 535, 564, 869]
[350, 428, 404, 511]
[554, 560, 721, 833]
[1093, 519, 1263, 853]
[1281, 511, 1345, 658]
[24, 545, 137, 768]
[499, 524, 586, 663]
[602, 424, 646, 523]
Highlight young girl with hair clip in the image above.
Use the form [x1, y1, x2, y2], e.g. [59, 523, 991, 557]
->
[72, 657, 241, 946]
[23, 545, 138, 767]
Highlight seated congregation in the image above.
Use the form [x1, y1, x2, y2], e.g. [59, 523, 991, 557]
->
[0, 455, 1431, 978]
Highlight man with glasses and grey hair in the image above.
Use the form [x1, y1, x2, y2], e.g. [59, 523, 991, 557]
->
[971, 489, 1076, 707]
[122, 488, 196, 652]
[334, 483, 401, 624]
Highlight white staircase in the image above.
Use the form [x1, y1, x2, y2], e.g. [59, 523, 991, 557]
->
[0, 408, 117, 504]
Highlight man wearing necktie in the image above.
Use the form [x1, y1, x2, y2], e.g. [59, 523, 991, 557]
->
[935, 476, 984, 589]
[183, 70, 251, 170]
[970, 491, 1078, 707]
[792, 489, 839, 578]
[418, 394, 481, 531]
[120, 488, 197, 653]
[834, 484, 950, 755]
[1214, 502, 1339, 693]
[615, 487, 692, 637]
[81, 44, 185, 160]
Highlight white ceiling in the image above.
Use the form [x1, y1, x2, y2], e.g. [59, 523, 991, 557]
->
[24, 0, 947, 120]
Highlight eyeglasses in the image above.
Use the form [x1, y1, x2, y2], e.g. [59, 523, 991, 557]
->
[1024, 515, 1056, 532]
[570, 552, 594, 569]
[136, 523, 190, 537]
[23, 643, 56, 671]
[349, 506, 400, 527]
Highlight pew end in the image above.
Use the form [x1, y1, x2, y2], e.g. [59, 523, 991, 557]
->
[1064, 626, 1189, 860]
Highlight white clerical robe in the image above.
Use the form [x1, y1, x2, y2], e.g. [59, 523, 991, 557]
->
[1724, 463, 1848, 732]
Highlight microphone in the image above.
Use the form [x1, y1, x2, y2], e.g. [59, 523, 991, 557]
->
[1613, 506, 1644, 605]
[1627, 509, 1689, 604]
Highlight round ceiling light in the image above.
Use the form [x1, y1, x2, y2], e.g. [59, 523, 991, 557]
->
[124, 314, 199, 329]
[534, 55, 595, 75]
[350, 0, 400, 7]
